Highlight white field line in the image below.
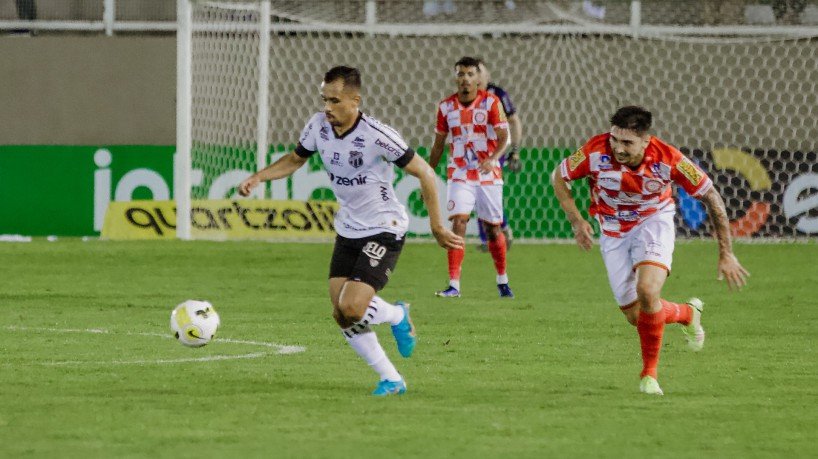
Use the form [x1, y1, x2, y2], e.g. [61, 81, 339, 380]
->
[3, 325, 305, 366]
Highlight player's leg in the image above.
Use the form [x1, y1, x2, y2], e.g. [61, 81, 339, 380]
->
[501, 212, 513, 251]
[329, 234, 408, 395]
[634, 264, 668, 394]
[477, 184, 513, 298]
[437, 181, 474, 297]
[636, 212, 705, 351]
[600, 233, 638, 324]
[477, 218, 489, 252]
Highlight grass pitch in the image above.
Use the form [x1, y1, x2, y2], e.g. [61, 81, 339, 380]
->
[1, 239, 816, 458]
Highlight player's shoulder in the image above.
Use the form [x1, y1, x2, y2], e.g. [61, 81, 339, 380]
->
[361, 113, 407, 149]
[647, 136, 685, 163]
[487, 83, 508, 97]
[584, 132, 611, 152]
[438, 93, 459, 113]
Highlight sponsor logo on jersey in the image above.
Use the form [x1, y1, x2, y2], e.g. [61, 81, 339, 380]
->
[568, 148, 585, 171]
[330, 151, 342, 166]
[617, 210, 640, 221]
[380, 186, 389, 202]
[319, 125, 330, 141]
[362, 241, 387, 267]
[598, 154, 613, 170]
[676, 158, 703, 185]
[348, 151, 363, 168]
[375, 138, 401, 157]
[329, 173, 367, 186]
[352, 136, 366, 148]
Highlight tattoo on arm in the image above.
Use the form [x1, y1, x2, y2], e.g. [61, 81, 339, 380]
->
[702, 188, 732, 255]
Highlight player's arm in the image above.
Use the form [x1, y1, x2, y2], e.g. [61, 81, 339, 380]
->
[480, 125, 509, 173]
[402, 154, 464, 250]
[238, 151, 307, 197]
[551, 169, 594, 251]
[698, 187, 750, 290]
[507, 113, 522, 151]
[428, 132, 448, 170]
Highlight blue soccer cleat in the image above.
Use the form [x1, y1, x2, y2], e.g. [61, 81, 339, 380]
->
[435, 286, 461, 298]
[497, 283, 515, 298]
[372, 378, 407, 396]
[391, 301, 416, 358]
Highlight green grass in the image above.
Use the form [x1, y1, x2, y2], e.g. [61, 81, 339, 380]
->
[1, 240, 817, 458]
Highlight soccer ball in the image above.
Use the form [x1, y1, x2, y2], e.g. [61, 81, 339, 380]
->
[170, 300, 220, 348]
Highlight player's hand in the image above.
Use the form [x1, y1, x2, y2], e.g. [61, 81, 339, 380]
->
[432, 225, 464, 250]
[479, 158, 499, 174]
[717, 252, 750, 291]
[505, 147, 522, 173]
[571, 219, 594, 251]
[238, 176, 259, 197]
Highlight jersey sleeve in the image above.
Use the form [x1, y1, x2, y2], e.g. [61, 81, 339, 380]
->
[493, 86, 517, 116]
[374, 125, 415, 168]
[295, 113, 320, 158]
[670, 153, 713, 197]
[559, 145, 591, 181]
[435, 105, 448, 135]
[488, 97, 509, 129]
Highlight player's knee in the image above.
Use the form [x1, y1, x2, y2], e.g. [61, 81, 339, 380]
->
[332, 307, 351, 328]
[635, 284, 660, 310]
[484, 223, 501, 240]
[337, 299, 364, 323]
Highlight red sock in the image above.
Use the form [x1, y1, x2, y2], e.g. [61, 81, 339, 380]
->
[661, 299, 692, 325]
[447, 248, 465, 281]
[636, 309, 666, 379]
[487, 231, 507, 275]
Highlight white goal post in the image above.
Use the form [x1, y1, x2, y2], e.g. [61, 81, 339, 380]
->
[176, 0, 818, 241]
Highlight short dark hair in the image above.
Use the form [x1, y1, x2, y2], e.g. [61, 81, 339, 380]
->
[454, 56, 482, 70]
[610, 106, 652, 135]
[324, 66, 361, 91]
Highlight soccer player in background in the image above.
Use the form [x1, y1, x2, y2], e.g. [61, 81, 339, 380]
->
[429, 56, 514, 299]
[476, 60, 522, 252]
[239, 66, 463, 396]
[551, 106, 749, 395]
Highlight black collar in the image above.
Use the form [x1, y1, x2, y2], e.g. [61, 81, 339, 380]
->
[332, 112, 363, 140]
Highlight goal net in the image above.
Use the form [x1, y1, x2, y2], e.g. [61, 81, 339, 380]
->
[177, 0, 818, 240]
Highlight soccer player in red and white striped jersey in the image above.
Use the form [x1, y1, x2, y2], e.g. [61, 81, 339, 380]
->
[552, 105, 749, 395]
[429, 56, 513, 299]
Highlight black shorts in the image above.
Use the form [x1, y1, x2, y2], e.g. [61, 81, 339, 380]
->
[329, 232, 405, 291]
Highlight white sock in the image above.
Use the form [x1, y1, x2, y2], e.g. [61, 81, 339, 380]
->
[449, 279, 461, 290]
[496, 273, 509, 285]
[342, 327, 401, 382]
[365, 296, 404, 326]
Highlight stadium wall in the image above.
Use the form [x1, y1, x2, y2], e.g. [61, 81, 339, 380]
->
[1, 35, 816, 238]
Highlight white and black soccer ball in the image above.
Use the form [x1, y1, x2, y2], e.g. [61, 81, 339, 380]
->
[170, 300, 220, 348]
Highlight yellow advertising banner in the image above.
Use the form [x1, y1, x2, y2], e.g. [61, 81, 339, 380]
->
[102, 199, 339, 240]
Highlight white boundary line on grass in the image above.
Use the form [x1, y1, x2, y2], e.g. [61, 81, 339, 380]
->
[3, 326, 306, 366]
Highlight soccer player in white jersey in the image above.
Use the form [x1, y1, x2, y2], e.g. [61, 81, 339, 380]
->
[239, 66, 463, 396]
[551, 106, 749, 395]
[429, 56, 514, 299]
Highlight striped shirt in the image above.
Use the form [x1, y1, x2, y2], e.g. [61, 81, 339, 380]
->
[436, 90, 508, 185]
[559, 133, 713, 237]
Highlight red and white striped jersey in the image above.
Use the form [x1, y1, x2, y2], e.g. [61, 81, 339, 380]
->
[436, 90, 508, 185]
[559, 133, 713, 238]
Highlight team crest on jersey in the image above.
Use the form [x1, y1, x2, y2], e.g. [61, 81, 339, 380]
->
[567, 148, 585, 171]
[644, 179, 664, 193]
[319, 125, 330, 141]
[352, 136, 366, 148]
[676, 158, 703, 185]
[348, 151, 364, 168]
[473, 110, 487, 125]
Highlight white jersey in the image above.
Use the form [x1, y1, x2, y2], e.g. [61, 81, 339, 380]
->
[296, 111, 415, 239]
